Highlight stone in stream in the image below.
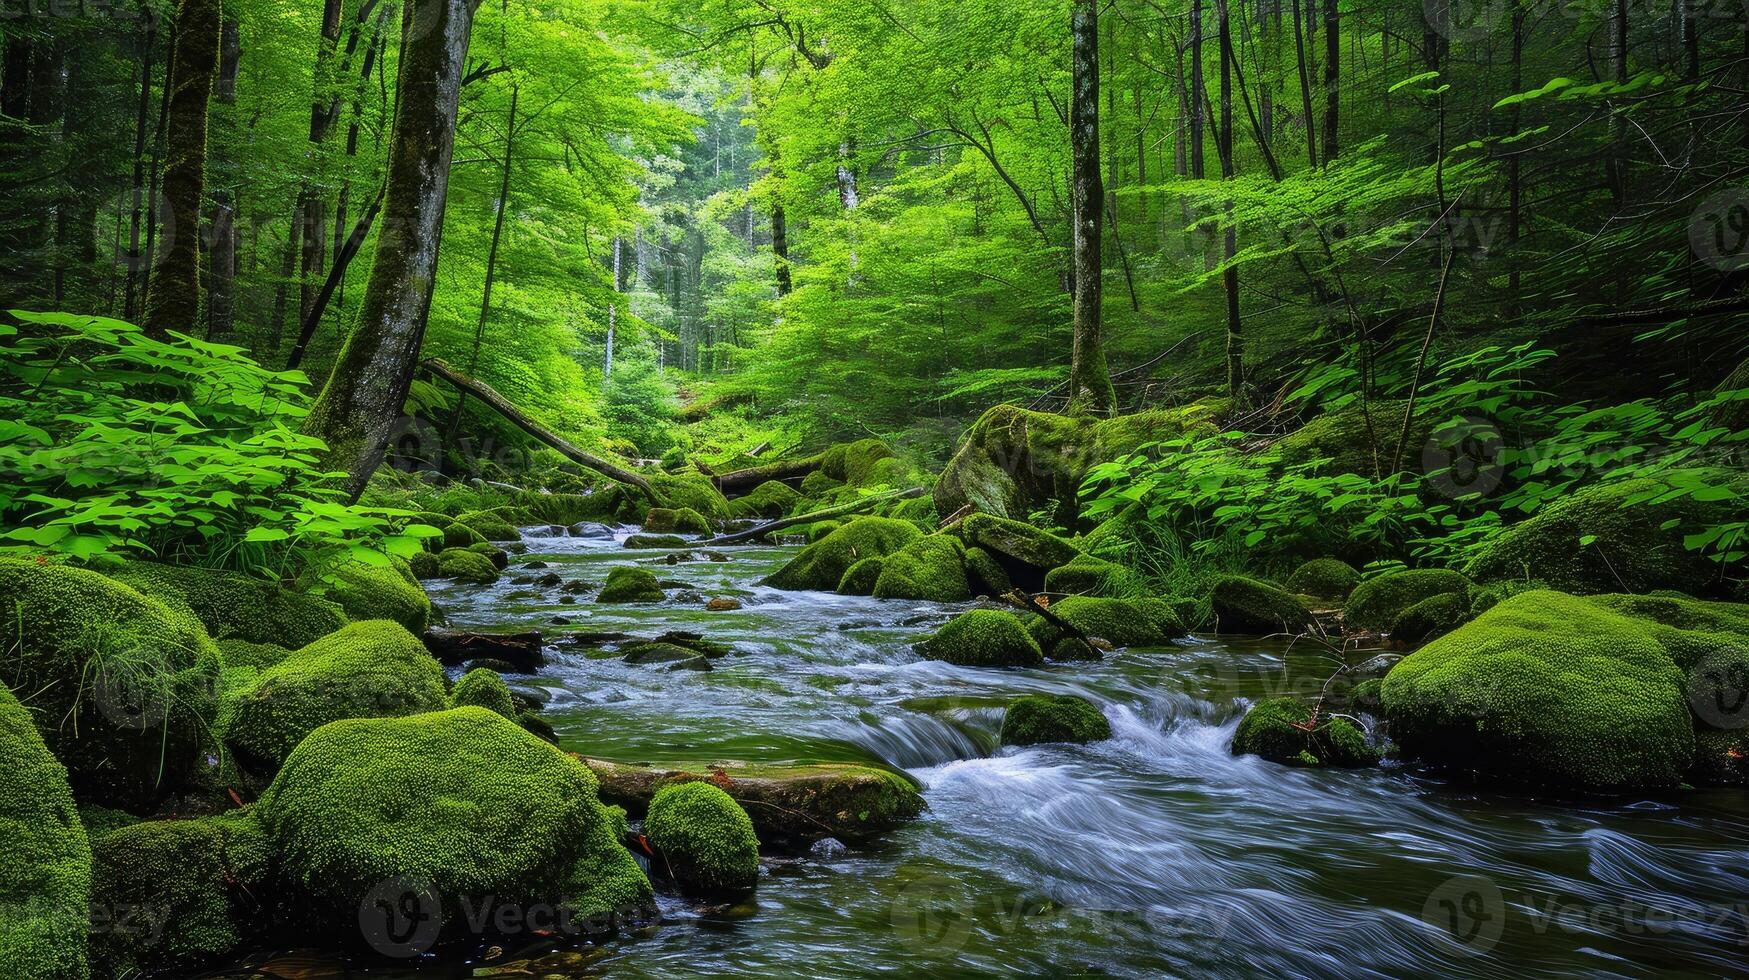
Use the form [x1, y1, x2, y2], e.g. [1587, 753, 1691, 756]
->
[582, 757, 926, 848]
[523, 560, 550, 569]
[642, 782, 759, 899]
[919, 610, 1044, 668]
[1208, 576, 1316, 635]
[597, 567, 665, 603]
[568, 522, 618, 538]
[1000, 694, 1111, 746]
[624, 533, 688, 550]
[422, 627, 545, 673]
[706, 598, 744, 611]
[535, 572, 563, 587]
[620, 643, 712, 672]
[1231, 697, 1377, 769]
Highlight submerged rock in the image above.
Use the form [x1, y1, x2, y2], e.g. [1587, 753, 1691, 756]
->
[1231, 697, 1377, 768]
[920, 610, 1044, 667]
[621, 643, 712, 672]
[1000, 694, 1111, 746]
[642, 782, 760, 899]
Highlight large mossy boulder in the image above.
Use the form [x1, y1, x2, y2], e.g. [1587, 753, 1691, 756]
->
[646, 474, 732, 527]
[934, 402, 1222, 525]
[1464, 475, 1744, 596]
[225, 621, 447, 774]
[1343, 568, 1471, 633]
[644, 507, 711, 535]
[921, 610, 1045, 667]
[450, 667, 516, 719]
[257, 708, 653, 932]
[1231, 697, 1378, 768]
[0, 681, 92, 980]
[1001, 694, 1111, 746]
[105, 561, 346, 650]
[1044, 553, 1146, 599]
[836, 556, 886, 596]
[729, 480, 804, 520]
[1030, 596, 1184, 650]
[1209, 576, 1316, 634]
[871, 535, 972, 602]
[1390, 592, 1473, 646]
[436, 547, 500, 584]
[1285, 558, 1361, 602]
[818, 438, 897, 487]
[584, 758, 926, 847]
[0, 557, 220, 811]
[1270, 401, 1435, 479]
[643, 782, 760, 899]
[764, 517, 923, 592]
[1381, 591, 1696, 790]
[297, 556, 432, 635]
[597, 567, 665, 603]
[88, 811, 269, 977]
[948, 513, 1080, 589]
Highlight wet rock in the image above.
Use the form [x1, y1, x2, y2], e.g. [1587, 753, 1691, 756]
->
[809, 837, 849, 860]
[523, 560, 550, 570]
[535, 572, 563, 587]
[597, 568, 665, 603]
[560, 579, 594, 595]
[621, 643, 712, 672]
[550, 616, 573, 625]
[624, 534, 688, 550]
[464, 658, 522, 675]
[422, 628, 544, 673]
[568, 522, 618, 538]
[706, 598, 743, 612]
[1000, 694, 1111, 746]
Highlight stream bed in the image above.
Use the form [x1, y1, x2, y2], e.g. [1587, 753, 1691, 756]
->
[208, 529, 1749, 978]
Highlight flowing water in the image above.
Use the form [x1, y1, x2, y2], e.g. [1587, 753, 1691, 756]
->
[209, 529, 1749, 979]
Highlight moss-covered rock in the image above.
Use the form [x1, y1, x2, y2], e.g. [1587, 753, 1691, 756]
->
[0, 557, 221, 811]
[466, 541, 510, 569]
[436, 547, 501, 584]
[257, 708, 653, 931]
[1271, 400, 1434, 479]
[729, 480, 804, 520]
[0, 681, 91, 980]
[798, 470, 843, 498]
[1391, 592, 1473, 646]
[217, 638, 293, 670]
[644, 507, 711, 535]
[1209, 576, 1317, 635]
[963, 546, 1014, 597]
[105, 561, 346, 650]
[1381, 591, 1694, 790]
[408, 551, 441, 580]
[1231, 697, 1378, 768]
[624, 533, 688, 549]
[950, 513, 1081, 577]
[1043, 553, 1146, 598]
[88, 811, 268, 977]
[1030, 596, 1185, 649]
[1285, 558, 1361, 602]
[871, 535, 972, 602]
[837, 556, 887, 596]
[920, 610, 1044, 667]
[450, 668, 516, 719]
[597, 567, 665, 603]
[1463, 475, 1743, 595]
[818, 438, 897, 487]
[454, 510, 522, 542]
[648, 474, 732, 527]
[1000, 694, 1110, 746]
[440, 521, 487, 550]
[298, 556, 432, 635]
[643, 782, 759, 899]
[764, 517, 924, 592]
[224, 621, 447, 773]
[1344, 569, 1471, 633]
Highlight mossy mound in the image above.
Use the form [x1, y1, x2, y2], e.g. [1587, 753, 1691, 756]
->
[450, 668, 516, 719]
[934, 402, 1221, 525]
[436, 547, 501, 585]
[950, 513, 1081, 578]
[647, 474, 733, 527]
[1231, 697, 1378, 768]
[963, 546, 1014, 597]
[217, 638, 293, 670]
[921, 610, 1044, 667]
[1285, 558, 1361, 602]
[1271, 401, 1434, 479]
[729, 480, 803, 520]
[871, 535, 972, 602]
[643, 782, 760, 899]
[1464, 475, 1743, 595]
[1381, 591, 1694, 790]
[440, 521, 488, 549]
[225, 621, 447, 774]
[454, 510, 522, 542]
[1031, 596, 1183, 650]
[0, 681, 92, 980]
[1391, 592, 1474, 646]
[409, 551, 441, 580]
[1344, 569, 1472, 633]
[0, 557, 221, 811]
[837, 556, 887, 596]
[798, 470, 843, 498]
[465, 541, 510, 569]
[105, 560, 346, 650]
[861, 455, 922, 489]
[764, 517, 923, 592]
[597, 567, 666, 603]
[257, 708, 652, 930]
[624, 533, 688, 549]
[1001, 694, 1111, 746]
[297, 556, 432, 635]
[1044, 553, 1146, 598]
[88, 811, 269, 977]
[1209, 576, 1316, 635]
[644, 507, 711, 535]
[818, 438, 896, 487]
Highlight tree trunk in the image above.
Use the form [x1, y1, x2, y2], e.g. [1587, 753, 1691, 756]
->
[297, 0, 346, 326]
[1067, 0, 1115, 416]
[1190, 0, 1206, 180]
[1506, 0, 1523, 320]
[122, 23, 156, 321]
[1219, 0, 1243, 399]
[1321, 0, 1337, 163]
[302, 0, 477, 498]
[605, 234, 619, 378]
[448, 82, 517, 442]
[771, 200, 792, 296]
[1291, 0, 1315, 167]
[142, 0, 221, 340]
[206, 17, 241, 338]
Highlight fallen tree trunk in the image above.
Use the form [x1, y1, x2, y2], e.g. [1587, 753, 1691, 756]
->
[710, 453, 826, 496]
[422, 357, 658, 501]
[698, 487, 925, 546]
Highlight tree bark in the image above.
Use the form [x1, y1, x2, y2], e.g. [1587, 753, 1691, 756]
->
[142, 0, 221, 340]
[206, 17, 241, 338]
[297, 0, 346, 326]
[1291, 0, 1315, 167]
[699, 488, 925, 546]
[1321, 0, 1338, 163]
[1067, 0, 1115, 416]
[303, 0, 478, 498]
[448, 81, 518, 442]
[1218, 0, 1243, 399]
[1190, 0, 1206, 180]
[771, 200, 792, 296]
[122, 23, 157, 321]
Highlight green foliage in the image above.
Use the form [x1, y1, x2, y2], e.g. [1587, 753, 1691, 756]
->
[0, 680, 92, 980]
[643, 781, 760, 899]
[1000, 694, 1110, 746]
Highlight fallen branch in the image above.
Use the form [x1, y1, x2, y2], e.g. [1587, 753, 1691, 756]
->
[710, 452, 827, 496]
[422, 358, 657, 501]
[698, 487, 925, 546]
[999, 588, 1094, 646]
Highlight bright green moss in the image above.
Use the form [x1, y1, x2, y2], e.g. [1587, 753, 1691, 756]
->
[1381, 591, 1694, 790]
[624, 533, 688, 549]
[88, 812, 268, 976]
[798, 469, 843, 498]
[921, 610, 1044, 667]
[1231, 697, 1378, 768]
[1391, 592, 1473, 646]
[837, 556, 887, 596]
[1272, 401, 1430, 479]
[1209, 576, 1316, 635]
[818, 438, 896, 487]
[75, 804, 140, 839]
[454, 509, 522, 542]
[440, 521, 487, 549]
[729, 480, 803, 520]
[643, 782, 760, 899]
[0, 557, 220, 811]
[1285, 558, 1362, 602]
[436, 547, 500, 584]
[644, 507, 712, 535]
[297, 556, 432, 635]
[803, 519, 841, 542]
[1030, 596, 1184, 650]
[861, 455, 920, 489]
[597, 567, 666, 603]
[886, 493, 941, 529]
[408, 550, 441, 580]
[217, 638, 293, 670]
[1464, 475, 1741, 595]
[951, 513, 1081, 574]
[105, 560, 346, 650]
[465, 542, 510, 569]
[963, 546, 1014, 597]
[871, 535, 972, 601]
[451, 668, 516, 719]
[224, 621, 447, 773]
[1344, 569, 1472, 632]
[1043, 553, 1147, 599]
[0, 681, 92, 980]
[646, 474, 732, 527]
[764, 517, 924, 591]
[1000, 694, 1111, 746]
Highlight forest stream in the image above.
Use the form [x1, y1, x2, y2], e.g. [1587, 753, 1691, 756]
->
[199, 526, 1749, 980]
